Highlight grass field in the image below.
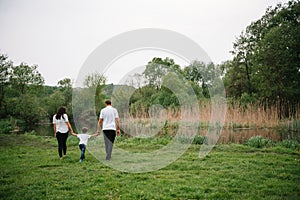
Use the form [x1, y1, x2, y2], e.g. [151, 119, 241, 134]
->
[0, 133, 299, 200]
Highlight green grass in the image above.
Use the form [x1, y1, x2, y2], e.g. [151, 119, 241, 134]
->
[0, 134, 299, 200]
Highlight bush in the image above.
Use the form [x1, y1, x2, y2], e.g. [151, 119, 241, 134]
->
[176, 135, 208, 145]
[280, 139, 299, 150]
[0, 119, 14, 134]
[246, 136, 275, 148]
[176, 135, 193, 144]
[193, 135, 208, 145]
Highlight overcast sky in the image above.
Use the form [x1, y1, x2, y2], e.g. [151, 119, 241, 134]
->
[0, 0, 288, 86]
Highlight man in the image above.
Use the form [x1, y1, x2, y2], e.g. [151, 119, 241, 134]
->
[97, 99, 120, 160]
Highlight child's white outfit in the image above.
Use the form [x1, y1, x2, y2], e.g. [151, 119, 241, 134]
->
[77, 134, 91, 162]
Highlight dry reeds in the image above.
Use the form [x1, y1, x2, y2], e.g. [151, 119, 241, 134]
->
[119, 101, 300, 143]
[127, 100, 300, 129]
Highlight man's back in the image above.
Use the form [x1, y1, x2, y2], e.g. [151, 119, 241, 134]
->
[100, 106, 119, 130]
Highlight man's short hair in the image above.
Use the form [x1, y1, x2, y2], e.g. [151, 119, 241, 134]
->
[105, 99, 112, 105]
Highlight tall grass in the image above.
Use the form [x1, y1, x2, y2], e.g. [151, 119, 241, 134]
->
[127, 100, 300, 129]
[121, 101, 300, 143]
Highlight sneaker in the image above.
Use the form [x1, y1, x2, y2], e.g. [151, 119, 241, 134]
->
[79, 159, 83, 163]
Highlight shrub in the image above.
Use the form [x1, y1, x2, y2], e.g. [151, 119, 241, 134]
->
[0, 119, 14, 134]
[280, 139, 300, 150]
[246, 136, 275, 148]
[176, 135, 208, 145]
[177, 135, 193, 144]
[193, 135, 208, 145]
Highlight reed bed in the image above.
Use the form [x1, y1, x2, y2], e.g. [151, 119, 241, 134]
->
[120, 101, 300, 143]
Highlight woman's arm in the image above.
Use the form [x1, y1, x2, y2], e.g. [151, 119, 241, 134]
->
[66, 121, 74, 134]
[66, 122, 77, 136]
[53, 123, 57, 137]
[70, 132, 77, 137]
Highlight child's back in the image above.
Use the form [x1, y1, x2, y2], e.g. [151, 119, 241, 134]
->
[77, 133, 91, 146]
[70, 127, 98, 162]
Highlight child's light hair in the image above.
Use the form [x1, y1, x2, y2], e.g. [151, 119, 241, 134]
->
[82, 127, 88, 133]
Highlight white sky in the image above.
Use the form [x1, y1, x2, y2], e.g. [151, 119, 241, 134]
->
[0, 0, 288, 86]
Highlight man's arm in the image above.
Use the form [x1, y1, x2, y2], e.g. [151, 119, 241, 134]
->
[97, 118, 103, 134]
[116, 118, 120, 136]
[90, 132, 99, 137]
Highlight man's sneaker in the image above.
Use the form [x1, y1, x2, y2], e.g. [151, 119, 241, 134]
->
[79, 159, 83, 163]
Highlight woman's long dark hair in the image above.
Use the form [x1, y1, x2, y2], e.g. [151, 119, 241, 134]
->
[56, 107, 66, 120]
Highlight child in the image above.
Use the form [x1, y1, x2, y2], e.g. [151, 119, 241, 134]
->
[70, 127, 98, 162]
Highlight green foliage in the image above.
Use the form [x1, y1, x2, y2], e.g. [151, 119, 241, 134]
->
[192, 135, 208, 145]
[246, 135, 276, 148]
[83, 72, 107, 115]
[239, 92, 257, 109]
[0, 54, 13, 118]
[143, 57, 183, 88]
[17, 94, 48, 129]
[129, 57, 220, 116]
[184, 61, 221, 98]
[44, 90, 66, 119]
[280, 139, 300, 150]
[0, 119, 14, 134]
[226, 0, 300, 117]
[57, 78, 73, 108]
[9, 63, 44, 95]
[176, 135, 193, 144]
[112, 85, 135, 118]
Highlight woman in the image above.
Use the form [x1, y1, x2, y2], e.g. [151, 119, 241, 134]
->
[53, 106, 75, 159]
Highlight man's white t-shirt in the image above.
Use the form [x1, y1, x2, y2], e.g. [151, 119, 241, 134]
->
[99, 105, 119, 131]
[53, 114, 69, 133]
[77, 134, 91, 146]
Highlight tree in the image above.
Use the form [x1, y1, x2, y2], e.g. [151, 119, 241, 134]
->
[143, 57, 182, 89]
[58, 78, 72, 88]
[253, 1, 300, 114]
[226, 0, 300, 117]
[57, 78, 73, 111]
[45, 90, 66, 121]
[222, 60, 250, 98]
[72, 73, 107, 129]
[16, 94, 47, 130]
[112, 85, 135, 118]
[10, 63, 44, 95]
[0, 54, 13, 117]
[83, 72, 107, 114]
[184, 61, 219, 98]
[230, 31, 255, 96]
[6, 63, 46, 128]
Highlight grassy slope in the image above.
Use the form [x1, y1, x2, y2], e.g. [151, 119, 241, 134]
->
[0, 134, 299, 200]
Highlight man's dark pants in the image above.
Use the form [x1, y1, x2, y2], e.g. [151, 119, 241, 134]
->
[103, 130, 116, 160]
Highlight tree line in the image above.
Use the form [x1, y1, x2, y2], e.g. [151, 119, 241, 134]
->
[0, 0, 299, 132]
[222, 0, 300, 117]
